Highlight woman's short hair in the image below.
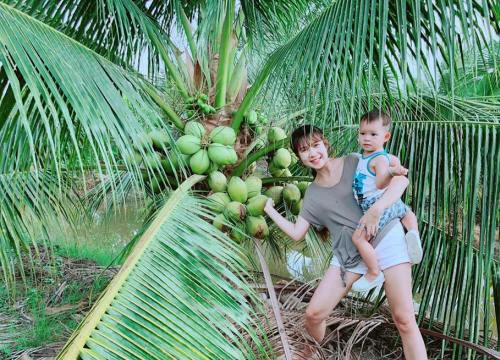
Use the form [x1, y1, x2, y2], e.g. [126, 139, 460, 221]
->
[290, 125, 329, 156]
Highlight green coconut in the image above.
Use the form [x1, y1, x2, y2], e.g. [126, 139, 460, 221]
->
[268, 127, 287, 144]
[190, 149, 211, 174]
[208, 171, 227, 192]
[297, 181, 310, 197]
[207, 192, 231, 213]
[208, 143, 237, 165]
[149, 177, 160, 194]
[246, 216, 269, 239]
[161, 152, 189, 174]
[184, 121, 206, 138]
[143, 152, 162, 170]
[273, 148, 292, 169]
[227, 177, 248, 203]
[291, 199, 303, 216]
[230, 222, 247, 243]
[283, 183, 301, 204]
[176, 135, 201, 155]
[268, 161, 285, 177]
[213, 213, 228, 231]
[132, 133, 153, 151]
[207, 161, 219, 173]
[209, 126, 236, 145]
[246, 110, 258, 125]
[270, 166, 286, 177]
[148, 130, 170, 150]
[258, 115, 268, 125]
[282, 169, 292, 177]
[125, 151, 143, 165]
[245, 176, 262, 198]
[246, 195, 268, 217]
[264, 186, 284, 205]
[224, 201, 246, 222]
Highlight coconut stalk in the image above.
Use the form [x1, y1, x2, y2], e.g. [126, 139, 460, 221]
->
[141, 83, 185, 130]
[231, 137, 291, 177]
[175, 2, 197, 63]
[254, 239, 293, 360]
[214, 0, 235, 108]
[147, 28, 189, 100]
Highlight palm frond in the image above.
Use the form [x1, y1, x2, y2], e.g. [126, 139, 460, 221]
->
[0, 2, 185, 293]
[58, 175, 272, 359]
[0, 170, 80, 293]
[237, 0, 498, 128]
[330, 95, 499, 357]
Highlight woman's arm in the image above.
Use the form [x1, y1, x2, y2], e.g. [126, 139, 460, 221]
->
[264, 199, 310, 241]
[359, 175, 409, 237]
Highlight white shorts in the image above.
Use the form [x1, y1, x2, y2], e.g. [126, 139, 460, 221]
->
[330, 222, 410, 274]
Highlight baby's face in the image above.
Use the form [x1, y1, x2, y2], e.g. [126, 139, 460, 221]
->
[358, 119, 390, 153]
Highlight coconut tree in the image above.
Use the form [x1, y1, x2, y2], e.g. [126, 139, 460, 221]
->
[0, 0, 498, 358]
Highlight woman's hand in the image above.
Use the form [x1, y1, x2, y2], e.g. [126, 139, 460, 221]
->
[358, 205, 383, 238]
[264, 198, 275, 214]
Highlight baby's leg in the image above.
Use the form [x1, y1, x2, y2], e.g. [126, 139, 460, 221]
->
[352, 229, 380, 280]
[401, 210, 423, 264]
[401, 210, 418, 233]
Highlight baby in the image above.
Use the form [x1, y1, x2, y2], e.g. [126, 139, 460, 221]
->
[351, 109, 423, 292]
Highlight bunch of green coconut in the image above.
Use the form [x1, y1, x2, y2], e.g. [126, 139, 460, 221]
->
[264, 181, 309, 216]
[185, 93, 216, 118]
[266, 127, 298, 177]
[263, 126, 309, 215]
[175, 121, 238, 175]
[129, 129, 184, 194]
[243, 109, 268, 135]
[207, 172, 270, 242]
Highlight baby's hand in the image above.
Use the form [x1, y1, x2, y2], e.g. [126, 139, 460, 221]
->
[388, 163, 408, 177]
[388, 155, 408, 176]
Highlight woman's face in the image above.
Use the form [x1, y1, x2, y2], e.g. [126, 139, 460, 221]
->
[296, 137, 329, 170]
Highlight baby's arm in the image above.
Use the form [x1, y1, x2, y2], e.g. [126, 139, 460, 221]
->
[264, 199, 310, 241]
[359, 175, 410, 237]
[372, 154, 408, 189]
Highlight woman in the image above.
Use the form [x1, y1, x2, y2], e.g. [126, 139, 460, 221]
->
[264, 125, 427, 359]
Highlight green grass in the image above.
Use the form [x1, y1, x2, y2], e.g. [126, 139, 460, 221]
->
[0, 202, 144, 356]
[0, 255, 111, 357]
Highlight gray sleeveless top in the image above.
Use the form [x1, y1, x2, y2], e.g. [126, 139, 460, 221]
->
[299, 154, 397, 283]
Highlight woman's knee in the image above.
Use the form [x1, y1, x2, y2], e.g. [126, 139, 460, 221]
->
[392, 309, 417, 334]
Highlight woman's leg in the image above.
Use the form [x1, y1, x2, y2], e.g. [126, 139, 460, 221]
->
[383, 263, 427, 359]
[305, 266, 361, 341]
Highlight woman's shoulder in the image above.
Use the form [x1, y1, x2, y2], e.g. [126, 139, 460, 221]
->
[339, 153, 360, 170]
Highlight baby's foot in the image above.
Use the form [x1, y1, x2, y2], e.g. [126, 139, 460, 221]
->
[351, 272, 385, 292]
[406, 230, 423, 264]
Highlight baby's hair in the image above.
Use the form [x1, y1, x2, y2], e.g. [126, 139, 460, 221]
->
[360, 108, 391, 128]
[290, 125, 329, 157]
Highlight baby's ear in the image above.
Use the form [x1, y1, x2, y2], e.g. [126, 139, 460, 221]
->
[384, 131, 391, 142]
